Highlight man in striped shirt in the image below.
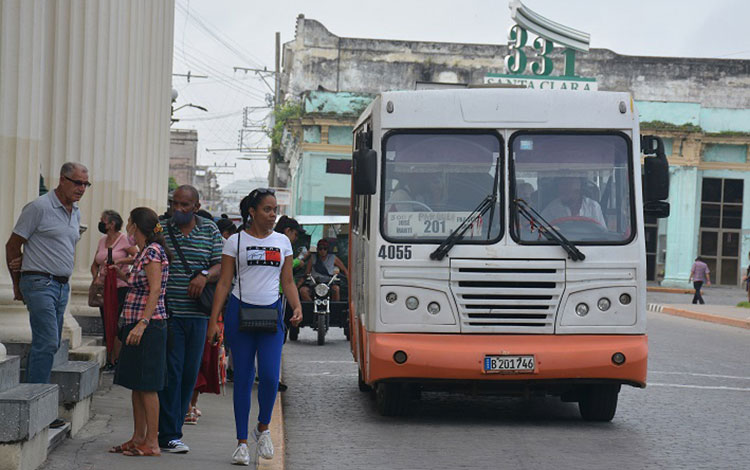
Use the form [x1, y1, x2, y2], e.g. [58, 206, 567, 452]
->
[157, 185, 223, 454]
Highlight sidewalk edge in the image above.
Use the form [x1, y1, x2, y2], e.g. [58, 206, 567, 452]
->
[648, 304, 750, 330]
[263, 376, 285, 470]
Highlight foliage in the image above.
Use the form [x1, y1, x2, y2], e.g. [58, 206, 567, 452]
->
[640, 121, 702, 133]
[168, 176, 178, 192]
[267, 101, 303, 152]
[736, 301, 750, 309]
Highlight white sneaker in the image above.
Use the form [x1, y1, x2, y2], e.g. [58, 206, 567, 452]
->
[231, 443, 250, 466]
[161, 439, 189, 453]
[251, 426, 274, 460]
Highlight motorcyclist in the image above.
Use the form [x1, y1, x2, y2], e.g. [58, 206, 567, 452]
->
[298, 238, 349, 301]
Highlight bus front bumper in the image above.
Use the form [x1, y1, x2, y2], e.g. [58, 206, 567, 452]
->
[366, 333, 647, 388]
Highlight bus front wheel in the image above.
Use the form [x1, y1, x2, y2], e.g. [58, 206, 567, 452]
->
[375, 382, 410, 416]
[578, 384, 620, 422]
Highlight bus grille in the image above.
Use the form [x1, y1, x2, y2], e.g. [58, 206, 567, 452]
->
[450, 259, 565, 333]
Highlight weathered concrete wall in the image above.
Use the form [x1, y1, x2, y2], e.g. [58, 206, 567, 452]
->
[282, 15, 750, 109]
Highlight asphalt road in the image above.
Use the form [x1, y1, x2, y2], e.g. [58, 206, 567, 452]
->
[281, 311, 750, 470]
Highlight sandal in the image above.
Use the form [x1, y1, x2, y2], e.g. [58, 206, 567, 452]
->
[193, 407, 202, 417]
[122, 444, 161, 457]
[109, 440, 135, 453]
[184, 412, 198, 425]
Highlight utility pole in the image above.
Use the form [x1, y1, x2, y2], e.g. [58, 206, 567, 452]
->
[269, 31, 281, 187]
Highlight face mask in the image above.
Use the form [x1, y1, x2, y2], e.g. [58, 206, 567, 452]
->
[172, 210, 194, 226]
[98, 221, 108, 234]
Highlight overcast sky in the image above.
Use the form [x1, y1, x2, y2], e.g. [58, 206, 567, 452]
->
[172, 0, 750, 188]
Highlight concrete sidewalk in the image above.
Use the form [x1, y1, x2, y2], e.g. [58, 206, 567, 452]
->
[40, 373, 285, 470]
[648, 302, 750, 329]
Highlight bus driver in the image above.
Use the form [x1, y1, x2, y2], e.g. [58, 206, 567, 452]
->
[541, 177, 606, 227]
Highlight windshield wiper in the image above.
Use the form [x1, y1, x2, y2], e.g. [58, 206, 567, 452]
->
[514, 198, 586, 262]
[430, 194, 496, 261]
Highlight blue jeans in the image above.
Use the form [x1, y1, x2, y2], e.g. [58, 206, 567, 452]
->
[158, 316, 207, 446]
[18, 275, 70, 384]
[224, 295, 285, 440]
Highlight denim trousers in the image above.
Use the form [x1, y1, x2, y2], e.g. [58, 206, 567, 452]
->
[19, 275, 70, 384]
[158, 316, 207, 446]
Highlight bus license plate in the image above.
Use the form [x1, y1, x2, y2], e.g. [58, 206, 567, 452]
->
[484, 355, 535, 374]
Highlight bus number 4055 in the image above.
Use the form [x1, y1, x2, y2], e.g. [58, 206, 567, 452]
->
[378, 245, 412, 260]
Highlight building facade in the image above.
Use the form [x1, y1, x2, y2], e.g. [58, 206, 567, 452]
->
[278, 15, 750, 288]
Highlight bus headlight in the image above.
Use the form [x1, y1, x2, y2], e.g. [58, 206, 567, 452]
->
[619, 293, 632, 305]
[575, 303, 589, 317]
[597, 297, 611, 311]
[427, 302, 441, 315]
[405, 296, 419, 310]
[315, 283, 330, 298]
[386, 292, 398, 304]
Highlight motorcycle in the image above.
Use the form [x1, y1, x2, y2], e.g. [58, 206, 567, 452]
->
[288, 270, 349, 345]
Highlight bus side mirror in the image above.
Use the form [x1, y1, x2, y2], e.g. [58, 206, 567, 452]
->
[353, 148, 377, 195]
[641, 135, 670, 218]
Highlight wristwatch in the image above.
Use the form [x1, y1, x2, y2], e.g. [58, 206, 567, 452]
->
[139, 318, 149, 326]
[199, 269, 209, 277]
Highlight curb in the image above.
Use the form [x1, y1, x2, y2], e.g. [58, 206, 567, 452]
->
[648, 303, 750, 329]
[646, 286, 693, 294]
[264, 374, 285, 470]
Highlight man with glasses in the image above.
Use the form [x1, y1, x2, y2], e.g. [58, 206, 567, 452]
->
[5, 162, 90, 428]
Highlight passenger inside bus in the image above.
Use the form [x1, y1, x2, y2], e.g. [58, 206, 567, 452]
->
[541, 176, 606, 227]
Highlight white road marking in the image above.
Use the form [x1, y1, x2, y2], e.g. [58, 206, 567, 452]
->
[649, 383, 750, 392]
[299, 360, 353, 364]
[297, 372, 358, 377]
[650, 371, 750, 381]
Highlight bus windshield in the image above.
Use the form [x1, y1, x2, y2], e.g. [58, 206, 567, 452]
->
[510, 133, 634, 244]
[381, 132, 503, 243]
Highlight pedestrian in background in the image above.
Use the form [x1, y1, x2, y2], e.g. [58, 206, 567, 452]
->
[112, 207, 171, 457]
[5, 162, 90, 429]
[91, 210, 137, 370]
[207, 188, 302, 466]
[742, 251, 750, 302]
[158, 185, 223, 454]
[689, 256, 711, 304]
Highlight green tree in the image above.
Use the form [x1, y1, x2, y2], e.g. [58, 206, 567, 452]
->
[168, 176, 178, 192]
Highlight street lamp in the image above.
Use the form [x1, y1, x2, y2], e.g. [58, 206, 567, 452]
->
[171, 88, 208, 124]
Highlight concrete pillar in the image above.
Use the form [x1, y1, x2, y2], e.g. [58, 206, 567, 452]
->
[0, 0, 175, 346]
[661, 165, 701, 288]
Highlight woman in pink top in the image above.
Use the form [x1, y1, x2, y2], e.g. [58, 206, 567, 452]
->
[90, 210, 138, 369]
[688, 256, 711, 304]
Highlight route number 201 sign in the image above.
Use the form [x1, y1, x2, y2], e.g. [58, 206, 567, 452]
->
[386, 211, 482, 239]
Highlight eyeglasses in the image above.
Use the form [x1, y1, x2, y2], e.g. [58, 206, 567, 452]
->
[64, 176, 92, 188]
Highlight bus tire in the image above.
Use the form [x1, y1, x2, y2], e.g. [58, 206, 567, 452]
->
[375, 382, 410, 416]
[578, 384, 620, 422]
[289, 326, 299, 341]
[358, 368, 372, 392]
[317, 315, 326, 345]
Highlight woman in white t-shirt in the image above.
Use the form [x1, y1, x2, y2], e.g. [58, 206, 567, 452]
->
[207, 188, 302, 466]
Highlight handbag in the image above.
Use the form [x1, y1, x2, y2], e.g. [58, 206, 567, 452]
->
[167, 224, 217, 315]
[88, 279, 104, 307]
[236, 230, 279, 333]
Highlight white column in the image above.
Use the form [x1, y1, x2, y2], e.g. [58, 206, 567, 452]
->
[0, 0, 175, 347]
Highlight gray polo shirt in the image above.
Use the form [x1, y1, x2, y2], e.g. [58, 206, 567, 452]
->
[13, 191, 81, 277]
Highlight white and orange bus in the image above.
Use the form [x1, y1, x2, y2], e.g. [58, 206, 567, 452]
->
[347, 88, 669, 421]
